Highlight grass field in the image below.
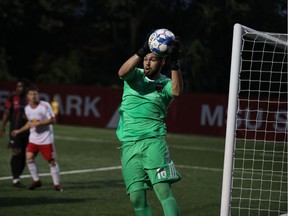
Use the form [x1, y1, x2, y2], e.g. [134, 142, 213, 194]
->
[0, 124, 225, 216]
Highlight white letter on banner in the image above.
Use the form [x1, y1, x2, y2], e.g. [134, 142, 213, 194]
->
[84, 96, 100, 117]
[273, 110, 287, 132]
[244, 109, 263, 129]
[66, 95, 82, 116]
[201, 104, 223, 127]
[106, 106, 120, 128]
[236, 110, 243, 128]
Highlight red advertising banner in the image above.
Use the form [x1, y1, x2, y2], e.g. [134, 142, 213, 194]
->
[165, 93, 228, 136]
[0, 82, 122, 128]
[236, 98, 287, 141]
[1, 81, 286, 140]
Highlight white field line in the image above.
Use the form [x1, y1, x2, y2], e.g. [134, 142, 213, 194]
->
[0, 166, 122, 181]
[177, 165, 222, 172]
[54, 135, 112, 143]
[1, 136, 282, 180]
[0, 165, 220, 181]
[55, 135, 284, 158]
[54, 135, 224, 153]
[170, 145, 224, 153]
[0, 164, 285, 181]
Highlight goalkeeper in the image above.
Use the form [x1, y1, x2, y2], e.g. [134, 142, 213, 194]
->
[116, 32, 183, 216]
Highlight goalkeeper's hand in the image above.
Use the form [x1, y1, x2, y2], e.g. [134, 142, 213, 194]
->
[136, 30, 155, 58]
[169, 36, 181, 70]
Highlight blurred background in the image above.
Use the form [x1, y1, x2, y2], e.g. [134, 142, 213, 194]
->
[0, 0, 287, 94]
[0, 3, 286, 215]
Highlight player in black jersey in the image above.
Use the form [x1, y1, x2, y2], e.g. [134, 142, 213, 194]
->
[0, 79, 30, 188]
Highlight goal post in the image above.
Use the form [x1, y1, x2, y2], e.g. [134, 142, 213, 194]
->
[221, 23, 243, 216]
[221, 24, 288, 216]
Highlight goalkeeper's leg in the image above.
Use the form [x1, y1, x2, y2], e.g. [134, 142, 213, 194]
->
[154, 182, 180, 216]
[130, 189, 153, 216]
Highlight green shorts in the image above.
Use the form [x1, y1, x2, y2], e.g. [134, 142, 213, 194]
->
[120, 137, 181, 194]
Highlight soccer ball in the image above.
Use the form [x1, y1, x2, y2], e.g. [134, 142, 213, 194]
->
[148, 28, 175, 57]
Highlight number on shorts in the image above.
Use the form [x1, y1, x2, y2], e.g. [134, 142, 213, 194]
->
[157, 168, 167, 179]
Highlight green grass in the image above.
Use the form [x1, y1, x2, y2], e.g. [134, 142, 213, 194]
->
[0, 125, 225, 216]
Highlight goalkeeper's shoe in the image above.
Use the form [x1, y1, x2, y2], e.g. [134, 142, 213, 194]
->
[28, 180, 42, 190]
[54, 185, 63, 192]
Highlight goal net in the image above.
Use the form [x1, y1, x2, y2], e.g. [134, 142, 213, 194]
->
[221, 24, 287, 216]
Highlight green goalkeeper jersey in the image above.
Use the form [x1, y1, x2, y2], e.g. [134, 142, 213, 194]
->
[116, 68, 174, 142]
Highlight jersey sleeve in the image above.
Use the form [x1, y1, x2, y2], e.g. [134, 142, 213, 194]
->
[4, 95, 13, 110]
[163, 80, 173, 98]
[24, 106, 28, 119]
[45, 103, 55, 119]
[120, 68, 142, 81]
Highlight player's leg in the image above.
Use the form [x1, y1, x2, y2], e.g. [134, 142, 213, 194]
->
[26, 143, 42, 190]
[48, 159, 62, 191]
[8, 135, 26, 187]
[121, 142, 153, 214]
[142, 137, 181, 216]
[19, 136, 29, 176]
[40, 144, 62, 191]
[11, 136, 28, 185]
[129, 187, 153, 216]
[10, 145, 25, 187]
[153, 182, 180, 216]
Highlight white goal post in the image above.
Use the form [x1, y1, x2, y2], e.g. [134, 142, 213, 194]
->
[221, 24, 287, 216]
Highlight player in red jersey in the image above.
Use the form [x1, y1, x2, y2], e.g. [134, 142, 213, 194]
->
[11, 86, 62, 192]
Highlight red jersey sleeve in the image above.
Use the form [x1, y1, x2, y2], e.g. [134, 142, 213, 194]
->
[4, 95, 13, 109]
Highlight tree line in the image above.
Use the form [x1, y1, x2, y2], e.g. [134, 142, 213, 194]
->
[0, 0, 286, 93]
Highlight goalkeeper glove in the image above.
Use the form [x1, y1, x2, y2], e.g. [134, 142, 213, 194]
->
[136, 40, 150, 58]
[136, 30, 155, 58]
[170, 36, 181, 70]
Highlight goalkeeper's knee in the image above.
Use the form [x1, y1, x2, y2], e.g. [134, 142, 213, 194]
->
[130, 190, 153, 216]
[153, 182, 173, 201]
[154, 182, 180, 216]
[129, 190, 147, 208]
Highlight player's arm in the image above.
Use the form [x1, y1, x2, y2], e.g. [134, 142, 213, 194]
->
[31, 118, 55, 127]
[171, 69, 183, 97]
[32, 104, 55, 127]
[118, 54, 143, 78]
[0, 109, 10, 137]
[11, 121, 31, 137]
[0, 97, 12, 137]
[38, 118, 55, 126]
[170, 37, 183, 97]
[118, 37, 150, 78]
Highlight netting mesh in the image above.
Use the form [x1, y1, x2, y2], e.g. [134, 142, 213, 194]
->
[230, 30, 288, 215]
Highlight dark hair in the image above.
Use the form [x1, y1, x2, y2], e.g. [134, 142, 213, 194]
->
[26, 85, 39, 93]
[18, 78, 30, 87]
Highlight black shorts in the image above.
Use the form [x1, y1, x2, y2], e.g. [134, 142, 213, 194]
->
[9, 134, 29, 150]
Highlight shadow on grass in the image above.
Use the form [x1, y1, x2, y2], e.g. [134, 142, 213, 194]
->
[0, 179, 125, 209]
[183, 202, 220, 216]
[0, 196, 87, 208]
[63, 179, 125, 190]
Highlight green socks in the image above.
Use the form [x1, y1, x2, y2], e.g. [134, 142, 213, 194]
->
[161, 197, 180, 216]
[134, 205, 153, 216]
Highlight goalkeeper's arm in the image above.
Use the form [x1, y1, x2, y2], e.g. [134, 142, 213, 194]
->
[170, 37, 183, 97]
[118, 37, 150, 78]
[171, 69, 183, 97]
[118, 54, 143, 78]
[118, 32, 152, 78]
